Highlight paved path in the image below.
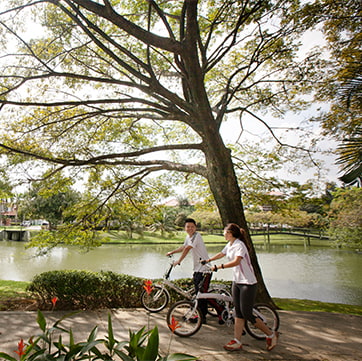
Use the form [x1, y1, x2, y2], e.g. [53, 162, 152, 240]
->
[0, 309, 361, 360]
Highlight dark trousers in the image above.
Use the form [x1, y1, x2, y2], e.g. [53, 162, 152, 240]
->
[193, 272, 225, 318]
[232, 282, 257, 323]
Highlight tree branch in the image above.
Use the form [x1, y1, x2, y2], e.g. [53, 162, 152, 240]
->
[60, 0, 183, 54]
[0, 141, 207, 176]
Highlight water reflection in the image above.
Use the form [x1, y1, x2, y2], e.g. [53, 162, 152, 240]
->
[0, 241, 361, 305]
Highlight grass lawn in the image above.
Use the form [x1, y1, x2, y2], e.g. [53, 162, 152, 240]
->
[98, 230, 334, 248]
[0, 280, 30, 299]
[274, 298, 362, 316]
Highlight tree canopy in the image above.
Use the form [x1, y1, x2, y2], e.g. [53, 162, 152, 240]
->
[0, 0, 333, 217]
[300, 0, 362, 184]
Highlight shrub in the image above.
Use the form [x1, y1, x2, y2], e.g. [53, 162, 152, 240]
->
[27, 270, 231, 311]
[27, 270, 144, 309]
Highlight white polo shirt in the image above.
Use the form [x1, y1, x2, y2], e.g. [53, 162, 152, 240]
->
[222, 239, 257, 285]
[184, 232, 209, 273]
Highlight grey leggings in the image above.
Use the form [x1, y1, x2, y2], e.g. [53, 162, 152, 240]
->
[232, 282, 257, 324]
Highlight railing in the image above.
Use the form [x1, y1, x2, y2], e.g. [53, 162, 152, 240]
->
[249, 227, 329, 239]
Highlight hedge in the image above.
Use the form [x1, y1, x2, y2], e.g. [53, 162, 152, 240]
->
[27, 270, 144, 309]
[27, 269, 231, 310]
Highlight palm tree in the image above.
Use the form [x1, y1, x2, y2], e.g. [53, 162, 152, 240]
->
[337, 126, 362, 186]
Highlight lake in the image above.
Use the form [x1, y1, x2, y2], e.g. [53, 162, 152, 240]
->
[0, 241, 361, 306]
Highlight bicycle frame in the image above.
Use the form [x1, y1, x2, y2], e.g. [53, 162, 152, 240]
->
[152, 261, 194, 301]
[147, 257, 232, 307]
[166, 263, 280, 339]
[192, 272, 269, 326]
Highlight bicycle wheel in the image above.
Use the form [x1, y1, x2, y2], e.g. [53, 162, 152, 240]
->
[141, 285, 169, 312]
[166, 300, 203, 337]
[245, 303, 280, 340]
[207, 286, 232, 317]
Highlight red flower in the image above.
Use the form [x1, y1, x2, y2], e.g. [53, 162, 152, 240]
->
[51, 296, 58, 309]
[143, 279, 154, 295]
[14, 339, 26, 358]
[169, 316, 181, 333]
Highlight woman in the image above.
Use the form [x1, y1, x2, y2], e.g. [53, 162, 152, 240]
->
[204, 223, 279, 351]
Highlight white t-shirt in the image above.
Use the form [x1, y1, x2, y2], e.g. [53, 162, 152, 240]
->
[222, 239, 257, 285]
[184, 232, 209, 272]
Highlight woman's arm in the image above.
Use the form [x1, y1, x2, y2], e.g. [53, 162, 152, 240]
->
[213, 255, 242, 271]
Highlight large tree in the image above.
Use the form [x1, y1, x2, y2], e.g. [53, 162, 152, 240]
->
[0, 0, 331, 303]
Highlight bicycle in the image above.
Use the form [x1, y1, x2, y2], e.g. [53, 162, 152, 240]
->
[141, 256, 231, 315]
[166, 266, 280, 338]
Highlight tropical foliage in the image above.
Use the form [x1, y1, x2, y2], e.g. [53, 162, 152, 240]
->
[0, 311, 196, 361]
[328, 187, 362, 247]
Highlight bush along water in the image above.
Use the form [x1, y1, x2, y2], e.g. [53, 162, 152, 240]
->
[26, 269, 230, 311]
[0, 310, 197, 361]
[27, 270, 145, 309]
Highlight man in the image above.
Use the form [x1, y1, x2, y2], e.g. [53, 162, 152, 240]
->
[167, 218, 222, 323]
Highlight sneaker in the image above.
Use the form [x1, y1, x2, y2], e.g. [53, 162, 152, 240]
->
[266, 331, 279, 351]
[223, 339, 242, 351]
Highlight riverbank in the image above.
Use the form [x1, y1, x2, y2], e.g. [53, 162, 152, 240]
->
[1, 279, 361, 314]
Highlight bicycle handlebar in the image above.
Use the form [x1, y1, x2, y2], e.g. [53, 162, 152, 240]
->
[164, 254, 175, 279]
[199, 259, 218, 272]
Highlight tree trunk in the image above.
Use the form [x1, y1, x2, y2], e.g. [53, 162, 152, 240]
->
[203, 130, 277, 307]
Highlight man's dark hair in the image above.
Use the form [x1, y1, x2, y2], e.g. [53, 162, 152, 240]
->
[184, 218, 196, 225]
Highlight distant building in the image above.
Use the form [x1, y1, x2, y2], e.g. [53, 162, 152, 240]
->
[0, 200, 18, 226]
[163, 198, 180, 207]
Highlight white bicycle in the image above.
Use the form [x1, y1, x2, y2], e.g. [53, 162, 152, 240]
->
[166, 267, 280, 338]
[141, 256, 231, 316]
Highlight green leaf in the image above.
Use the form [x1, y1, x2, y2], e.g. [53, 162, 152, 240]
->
[64, 344, 83, 361]
[141, 326, 159, 361]
[163, 353, 199, 361]
[87, 326, 98, 343]
[113, 349, 135, 361]
[36, 310, 46, 332]
[79, 340, 103, 355]
[0, 352, 17, 361]
[69, 328, 75, 346]
[106, 312, 115, 350]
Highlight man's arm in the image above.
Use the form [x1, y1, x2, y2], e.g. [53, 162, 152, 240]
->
[174, 245, 192, 265]
[166, 245, 185, 257]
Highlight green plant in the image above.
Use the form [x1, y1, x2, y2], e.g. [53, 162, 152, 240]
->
[0, 310, 197, 361]
[27, 270, 144, 309]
